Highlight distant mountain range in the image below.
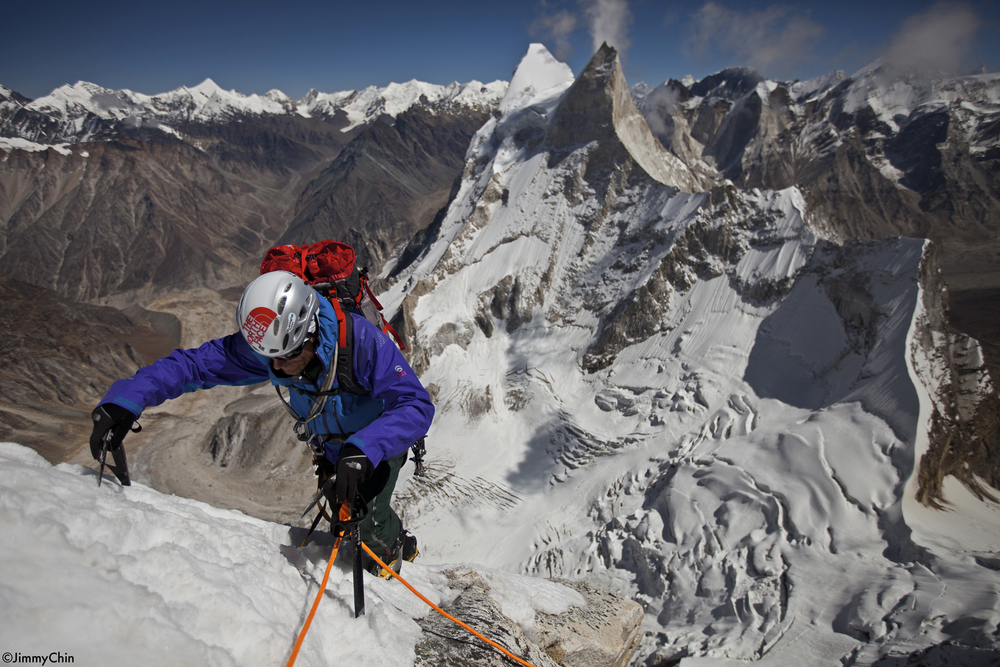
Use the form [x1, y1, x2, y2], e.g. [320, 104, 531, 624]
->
[3, 53, 996, 295]
[1, 77, 505, 144]
[0, 77, 504, 303]
[633, 62, 1000, 288]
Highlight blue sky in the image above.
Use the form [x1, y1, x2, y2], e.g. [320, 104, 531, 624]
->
[4, 0, 999, 100]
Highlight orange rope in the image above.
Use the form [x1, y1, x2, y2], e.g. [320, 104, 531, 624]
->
[285, 503, 351, 667]
[361, 543, 539, 667]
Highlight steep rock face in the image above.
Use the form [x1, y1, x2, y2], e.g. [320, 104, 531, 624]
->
[546, 44, 716, 193]
[909, 246, 999, 506]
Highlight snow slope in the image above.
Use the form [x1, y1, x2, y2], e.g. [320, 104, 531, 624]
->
[0, 442, 584, 666]
[382, 45, 1000, 665]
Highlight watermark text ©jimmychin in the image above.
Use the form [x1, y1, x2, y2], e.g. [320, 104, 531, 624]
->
[2, 653, 74, 665]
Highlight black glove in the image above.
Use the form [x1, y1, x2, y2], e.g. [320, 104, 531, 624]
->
[89, 404, 137, 460]
[335, 445, 372, 507]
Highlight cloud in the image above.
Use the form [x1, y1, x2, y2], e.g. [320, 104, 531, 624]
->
[530, 0, 633, 63]
[583, 0, 633, 56]
[883, 2, 980, 75]
[686, 2, 825, 78]
[640, 85, 683, 143]
[529, 8, 579, 62]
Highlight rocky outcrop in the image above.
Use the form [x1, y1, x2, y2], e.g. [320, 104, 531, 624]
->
[414, 567, 642, 667]
[910, 246, 999, 507]
[534, 579, 644, 667]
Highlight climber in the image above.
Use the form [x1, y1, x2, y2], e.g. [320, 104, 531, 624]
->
[89, 270, 434, 576]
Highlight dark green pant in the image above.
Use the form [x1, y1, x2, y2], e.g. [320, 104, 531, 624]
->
[354, 450, 407, 557]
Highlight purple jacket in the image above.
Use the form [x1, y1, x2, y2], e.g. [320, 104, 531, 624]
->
[100, 296, 434, 467]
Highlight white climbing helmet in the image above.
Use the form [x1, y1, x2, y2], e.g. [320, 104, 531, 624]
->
[237, 271, 319, 358]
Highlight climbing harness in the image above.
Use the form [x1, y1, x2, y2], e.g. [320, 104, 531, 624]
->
[273, 299, 379, 449]
[272, 331, 341, 442]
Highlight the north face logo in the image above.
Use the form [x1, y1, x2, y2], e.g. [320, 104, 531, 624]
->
[244, 307, 276, 346]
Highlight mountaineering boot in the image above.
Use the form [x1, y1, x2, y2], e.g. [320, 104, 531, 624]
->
[400, 531, 418, 563]
[366, 530, 419, 578]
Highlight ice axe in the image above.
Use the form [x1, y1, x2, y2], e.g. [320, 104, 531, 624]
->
[330, 495, 369, 618]
[94, 407, 139, 487]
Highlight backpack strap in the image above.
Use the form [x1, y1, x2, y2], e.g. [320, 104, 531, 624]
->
[328, 297, 367, 396]
[273, 296, 367, 433]
[358, 271, 406, 351]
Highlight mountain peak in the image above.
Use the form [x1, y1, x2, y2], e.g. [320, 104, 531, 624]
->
[688, 67, 764, 98]
[264, 89, 289, 100]
[545, 43, 712, 191]
[189, 77, 223, 94]
[500, 43, 574, 114]
[0, 83, 30, 104]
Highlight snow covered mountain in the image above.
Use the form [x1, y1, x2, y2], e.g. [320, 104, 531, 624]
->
[0, 75, 505, 306]
[372, 44, 1000, 665]
[632, 60, 1000, 295]
[0, 77, 506, 146]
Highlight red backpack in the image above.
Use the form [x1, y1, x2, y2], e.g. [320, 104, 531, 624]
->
[260, 240, 405, 350]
